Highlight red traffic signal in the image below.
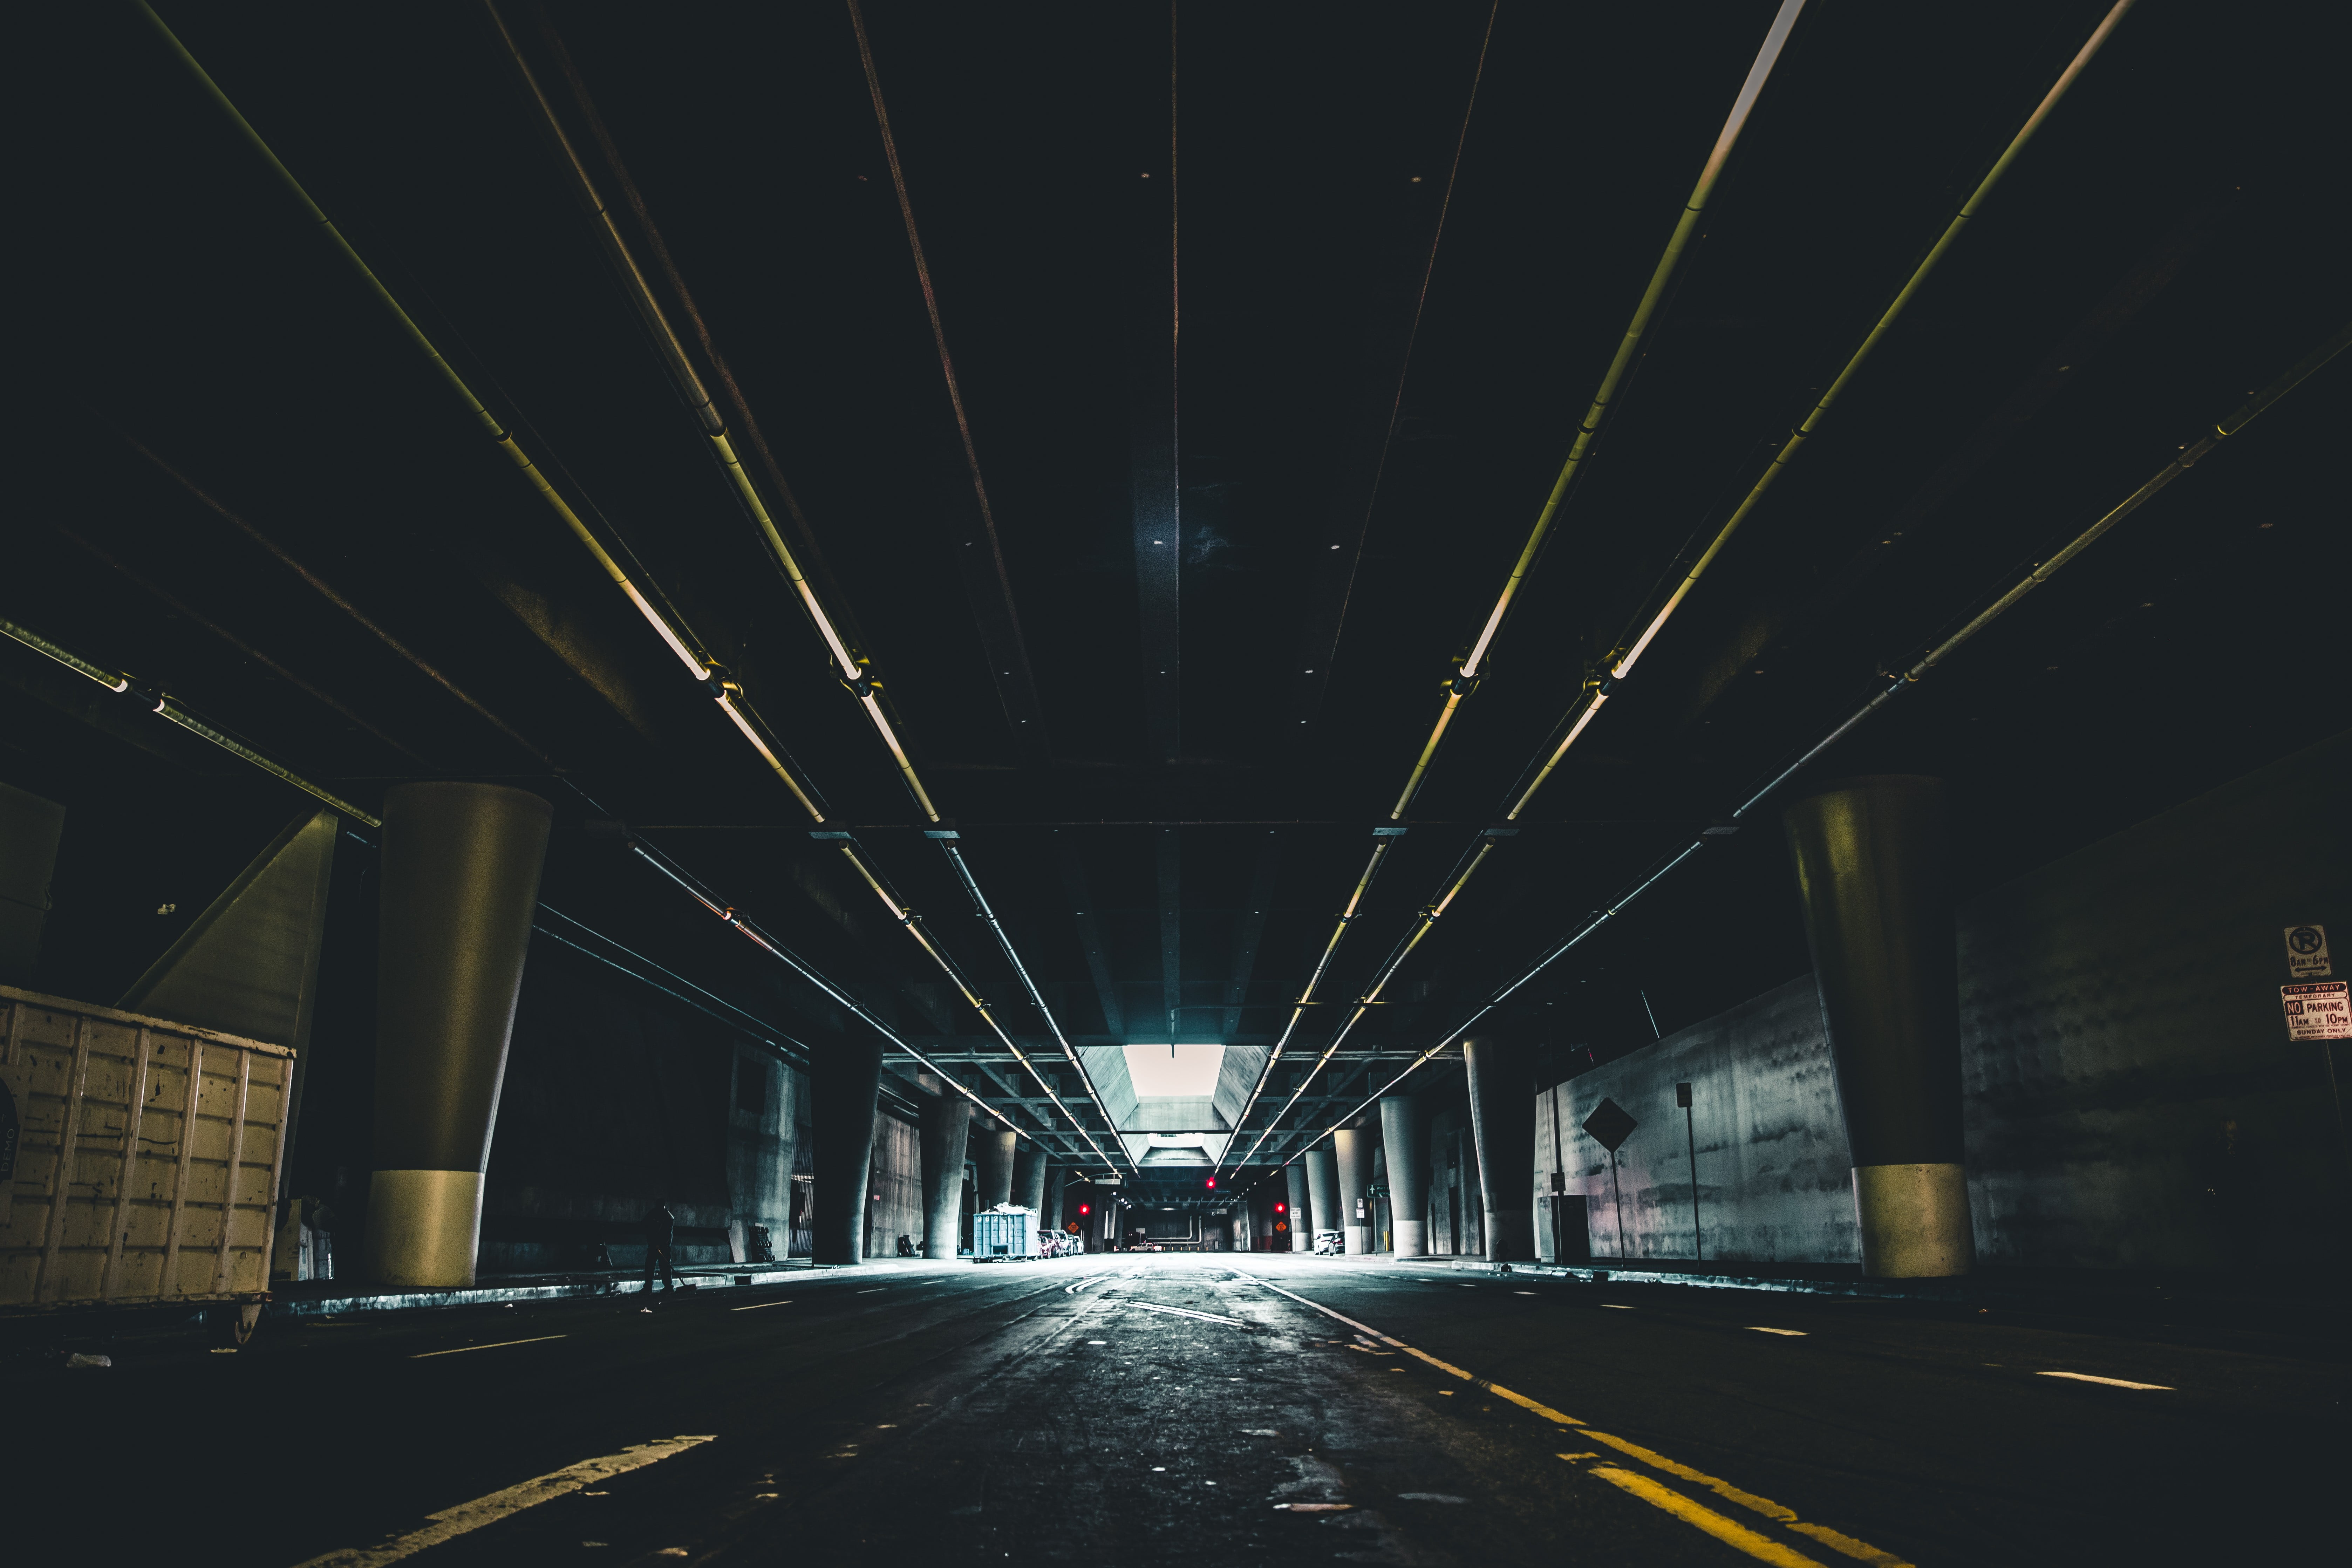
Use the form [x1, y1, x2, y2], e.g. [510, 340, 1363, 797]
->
[1205, 1177, 1217, 1189]
[1078, 1203, 1091, 1215]
[1275, 1202, 1287, 1213]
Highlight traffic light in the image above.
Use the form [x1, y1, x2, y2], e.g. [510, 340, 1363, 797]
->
[1205, 1177, 1217, 1190]
[1078, 1202, 1091, 1216]
[1275, 1201, 1287, 1214]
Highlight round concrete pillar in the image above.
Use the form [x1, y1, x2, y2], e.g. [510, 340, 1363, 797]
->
[1013, 1144, 1049, 1214]
[1784, 775, 1973, 1277]
[1379, 1095, 1431, 1257]
[811, 1035, 886, 1264]
[1304, 1145, 1338, 1242]
[974, 1127, 1017, 1211]
[1285, 1163, 1311, 1251]
[920, 1095, 972, 1260]
[1464, 1035, 1536, 1262]
[365, 782, 551, 1288]
[1334, 1127, 1375, 1254]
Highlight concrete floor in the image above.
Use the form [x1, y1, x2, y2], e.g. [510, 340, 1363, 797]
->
[11, 1255, 2343, 1565]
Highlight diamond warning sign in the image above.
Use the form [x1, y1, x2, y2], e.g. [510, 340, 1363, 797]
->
[2281, 981, 2351, 1041]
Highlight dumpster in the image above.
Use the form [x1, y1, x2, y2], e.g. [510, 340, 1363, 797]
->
[1, 985, 291, 1335]
[970, 1205, 1038, 1259]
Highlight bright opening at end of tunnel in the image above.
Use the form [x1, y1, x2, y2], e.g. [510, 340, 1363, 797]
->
[1122, 1042, 1224, 1098]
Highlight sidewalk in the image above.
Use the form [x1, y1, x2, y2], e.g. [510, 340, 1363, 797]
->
[1418, 1253, 2343, 1344]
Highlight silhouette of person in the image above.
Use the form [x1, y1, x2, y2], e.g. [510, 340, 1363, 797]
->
[644, 1199, 677, 1296]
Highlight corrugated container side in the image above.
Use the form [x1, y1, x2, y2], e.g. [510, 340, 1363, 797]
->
[0, 987, 292, 1309]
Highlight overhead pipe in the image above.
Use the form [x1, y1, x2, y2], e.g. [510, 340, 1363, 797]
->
[817, 834, 1133, 1174]
[1286, 314, 2351, 1146]
[625, 837, 1112, 1161]
[483, 1, 939, 823]
[1222, 0, 1811, 1176]
[1504, 0, 2137, 822]
[1229, 0, 2140, 1170]
[135, 2, 827, 822]
[486, 4, 1122, 1155]
[0, 613, 381, 828]
[1388, 0, 1813, 821]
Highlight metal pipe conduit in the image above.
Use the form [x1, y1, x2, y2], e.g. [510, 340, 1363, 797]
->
[1219, 3, 1812, 1177]
[135, 3, 836, 823]
[626, 841, 1063, 1152]
[1388, 0, 1813, 821]
[484, 1, 940, 824]
[1220, 1, 2148, 1171]
[826, 838, 1131, 1174]
[488, 5, 1110, 1164]
[1505, 0, 2137, 822]
[1305, 315, 2350, 1135]
[135, 6, 708, 683]
[0, 613, 383, 827]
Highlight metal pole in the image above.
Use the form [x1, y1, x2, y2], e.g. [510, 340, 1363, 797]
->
[1684, 1101, 1702, 1262]
[1609, 1150, 1628, 1260]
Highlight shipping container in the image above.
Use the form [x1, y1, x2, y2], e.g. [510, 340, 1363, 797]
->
[0, 986, 290, 1337]
[970, 1206, 1038, 1259]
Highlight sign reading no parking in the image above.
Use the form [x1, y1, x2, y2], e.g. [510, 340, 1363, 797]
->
[2281, 981, 2351, 1041]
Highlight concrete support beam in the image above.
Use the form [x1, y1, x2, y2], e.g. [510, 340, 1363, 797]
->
[1286, 1164, 1311, 1252]
[920, 1096, 973, 1261]
[1334, 1127, 1376, 1253]
[974, 1127, 1017, 1211]
[1465, 1035, 1536, 1262]
[812, 1037, 887, 1264]
[364, 783, 550, 1288]
[1304, 1145, 1338, 1242]
[1379, 1095, 1430, 1257]
[1785, 775, 1973, 1278]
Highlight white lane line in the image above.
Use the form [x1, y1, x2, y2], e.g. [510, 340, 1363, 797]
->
[730, 1299, 795, 1312]
[1601, 1304, 1635, 1310]
[2037, 1370, 2172, 1391]
[409, 1335, 567, 1359]
[1747, 1327, 1807, 1336]
[854, 1288, 888, 1295]
[1065, 1275, 1114, 1294]
[288, 1435, 713, 1567]
[1126, 1300, 1246, 1326]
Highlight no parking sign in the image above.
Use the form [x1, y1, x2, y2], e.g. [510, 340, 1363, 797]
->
[2281, 981, 2351, 1041]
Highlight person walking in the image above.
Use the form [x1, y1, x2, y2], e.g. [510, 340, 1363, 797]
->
[643, 1198, 677, 1297]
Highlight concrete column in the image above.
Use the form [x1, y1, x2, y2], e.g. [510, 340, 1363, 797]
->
[364, 783, 550, 1288]
[1784, 775, 1973, 1278]
[974, 1127, 1017, 1211]
[1285, 1163, 1311, 1251]
[1464, 1035, 1536, 1261]
[1379, 1095, 1431, 1257]
[1041, 1165, 1066, 1229]
[1334, 1127, 1375, 1254]
[1304, 1145, 1338, 1241]
[811, 1036, 886, 1264]
[919, 1095, 972, 1260]
[1013, 1144, 1049, 1214]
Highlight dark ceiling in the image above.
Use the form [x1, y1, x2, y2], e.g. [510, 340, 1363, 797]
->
[12, 1, 2347, 1213]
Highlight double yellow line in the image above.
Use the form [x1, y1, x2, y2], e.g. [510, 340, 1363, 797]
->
[1243, 1275, 1910, 1568]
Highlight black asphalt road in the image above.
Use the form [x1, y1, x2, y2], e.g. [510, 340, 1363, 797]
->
[11, 1256, 2343, 1566]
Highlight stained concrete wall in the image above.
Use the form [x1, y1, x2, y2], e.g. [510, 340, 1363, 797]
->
[866, 1110, 924, 1261]
[1538, 730, 2352, 1271]
[1427, 1107, 1481, 1257]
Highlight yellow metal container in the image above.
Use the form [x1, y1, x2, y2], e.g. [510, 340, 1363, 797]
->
[0, 985, 292, 1309]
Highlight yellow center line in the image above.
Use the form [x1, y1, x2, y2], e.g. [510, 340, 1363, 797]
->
[1590, 1465, 1827, 1568]
[1231, 1268, 1911, 1567]
[731, 1299, 795, 1312]
[409, 1335, 567, 1359]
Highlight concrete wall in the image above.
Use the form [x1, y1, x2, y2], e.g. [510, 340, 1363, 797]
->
[1537, 730, 2352, 1271]
[1427, 1107, 1480, 1257]
[866, 1110, 925, 1261]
